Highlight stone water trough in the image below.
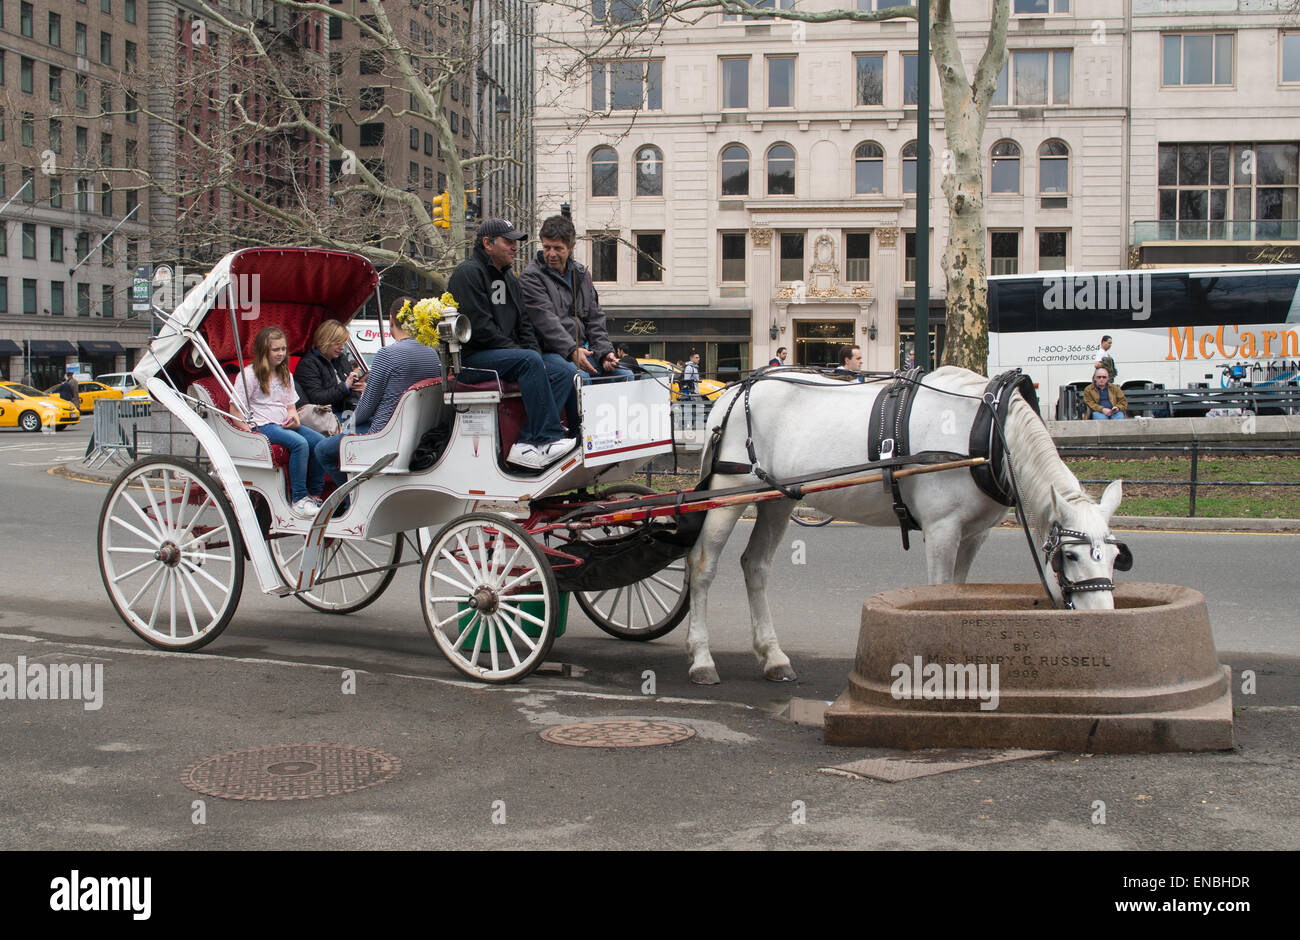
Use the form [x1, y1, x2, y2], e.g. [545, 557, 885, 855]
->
[823, 583, 1234, 753]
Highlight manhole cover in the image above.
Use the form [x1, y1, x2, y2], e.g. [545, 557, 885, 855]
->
[181, 744, 400, 801]
[540, 720, 696, 748]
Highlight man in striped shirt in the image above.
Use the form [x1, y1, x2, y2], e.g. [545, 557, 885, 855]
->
[316, 297, 441, 489]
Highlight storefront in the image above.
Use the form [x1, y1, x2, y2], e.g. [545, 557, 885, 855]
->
[606, 308, 751, 382]
[78, 340, 127, 379]
[22, 340, 78, 389]
[0, 340, 20, 380]
[895, 298, 946, 369]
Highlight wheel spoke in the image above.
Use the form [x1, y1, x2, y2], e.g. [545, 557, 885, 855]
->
[126, 560, 167, 609]
[496, 601, 547, 629]
[498, 565, 541, 595]
[639, 579, 673, 615]
[107, 546, 162, 555]
[174, 566, 200, 637]
[601, 587, 625, 623]
[489, 542, 524, 588]
[448, 535, 483, 589]
[494, 609, 524, 666]
[111, 557, 158, 583]
[180, 557, 233, 594]
[177, 492, 216, 544]
[502, 610, 539, 652]
[648, 572, 683, 592]
[112, 510, 162, 547]
[487, 613, 500, 673]
[137, 477, 170, 540]
[634, 583, 654, 625]
[431, 567, 476, 595]
[437, 606, 473, 630]
[177, 563, 219, 621]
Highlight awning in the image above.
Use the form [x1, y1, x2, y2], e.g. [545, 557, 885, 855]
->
[25, 339, 78, 355]
[0, 340, 21, 356]
[78, 340, 126, 355]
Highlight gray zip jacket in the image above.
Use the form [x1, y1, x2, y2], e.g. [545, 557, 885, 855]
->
[518, 252, 614, 364]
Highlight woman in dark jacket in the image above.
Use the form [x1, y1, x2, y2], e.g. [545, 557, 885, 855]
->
[295, 320, 364, 415]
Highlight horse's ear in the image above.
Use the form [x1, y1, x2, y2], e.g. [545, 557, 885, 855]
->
[1048, 485, 1066, 519]
[1100, 480, 1123, 521]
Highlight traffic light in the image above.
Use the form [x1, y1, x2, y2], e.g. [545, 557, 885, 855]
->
[431, 191, 451, 229]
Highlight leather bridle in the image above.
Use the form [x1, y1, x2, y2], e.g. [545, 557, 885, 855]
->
[1041, 521, 1133, 609]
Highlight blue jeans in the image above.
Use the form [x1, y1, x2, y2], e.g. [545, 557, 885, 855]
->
[1091, 411, 1125, 420]
[316, 433, 344, 487]
[255, 423, 326, 501]
[462, 348, 569, 445]
[583, 367, 634, 383]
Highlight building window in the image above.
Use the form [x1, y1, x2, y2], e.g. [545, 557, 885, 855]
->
[0, 278, 6, 313]
[436, 171, 446, 191]
[100, 133, 112, 166]
[1014, 0, 1069, 12]
[424, 166, 433, 190]
[767, 56, 794, 108]
[75, 23, 87, 57]
[409, 127, 419, 150]
[101, 234, 112, 265]
[49, 12, 61, 46]
[635, 232, 664, 282]
[1284, 32, 1300, 84]
[49, 176, 61, 207]
[1158, 142, 1299, 239]
[20, 2, 32, 37]
[329, 15, 342, 40]
[124, 91, 137, 123]
[76, 125, 88, 163]
[721, 57, 749, 109]
[126, 0, 135, 23]
[767, 143, 795, 196]
[0, 226, 6, 257]
[21, 223, 36, 259]
[990, 140, 1021, 194]
[359, 122, 384, 146]
[901, 141, 926, 194]
[720, 232, 746, 282]
[778, 232, 803, 282]
[20, 56, 33, 94]
[721, 144, 749, 196]
[1038, 230, 1068, 269]
[590, 146, 619, 197]
[49, 227, 63, 262]
[840, 233, 870, 282]
[424, 132, 433, 155]
[359, 50, 383, 74]
[1163, 33, 1233, 86]
[20, 167, 33, 203]
[723, 0, 793, 21]
[100, 85, 112, 117]
[990, 231, 1020, 275]
[124, 188, 136, 215]
[992, 50, 1071, 105]
[592, 60, 663, 111]
[408, 161, 419, 185]
[854, 142, 884, 195]
[904, 230, 918, 284]
[102, 284, 114, 318]
[855, 54, 884, 106]
[50, 281, 64, 316]
[1038, 139, 1069, 194]
[360, 86, 385, 112]
[100, 31, 112, 66]
[635, 145, 663, 196]
[589, 231, 618, 281]
[101, 182, 112, 216]
[49, 119, 62, 154]
[101, 0, 111, 13]
[21, 113, 32, 146]
[902, 53, 919, 106]
[25, 279, 39, 315]
[77, 283, 91, 317]
[49, 66, 61, 102]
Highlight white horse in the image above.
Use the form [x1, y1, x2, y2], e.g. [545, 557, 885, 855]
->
[684, 366, 1126, 685]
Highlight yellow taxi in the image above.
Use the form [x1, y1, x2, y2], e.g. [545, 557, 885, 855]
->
[44, 379, 124, 413]
[0, 381, 80, 431]
[634, 358, 727, 402]
[96, 372, 152, 401]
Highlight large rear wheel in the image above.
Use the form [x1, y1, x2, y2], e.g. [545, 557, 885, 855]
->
[98, 457, 244, 651]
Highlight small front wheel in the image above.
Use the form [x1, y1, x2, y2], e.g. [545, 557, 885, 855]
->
[420, 513, 560, 683]
[270, 530, 403, 614]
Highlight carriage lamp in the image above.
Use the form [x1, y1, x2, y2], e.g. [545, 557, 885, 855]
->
[769, 320, 779, 341]
[437, 308, 472, 372]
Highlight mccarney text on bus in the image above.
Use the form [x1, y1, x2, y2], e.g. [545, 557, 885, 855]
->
[1041, 273, 1152, 321]
[1167, 325, 1300, 360]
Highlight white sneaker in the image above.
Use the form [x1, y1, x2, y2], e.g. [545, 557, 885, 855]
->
[506, 442, 545, 470]
[292, 496, 321, 518]
[539, 438, 578, 465]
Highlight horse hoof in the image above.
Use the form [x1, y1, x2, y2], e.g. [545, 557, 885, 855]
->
[689, 665, 721, 685]
[764, 664, 798, 682]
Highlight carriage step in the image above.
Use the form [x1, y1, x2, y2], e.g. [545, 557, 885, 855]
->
[295, 453, 398, 591]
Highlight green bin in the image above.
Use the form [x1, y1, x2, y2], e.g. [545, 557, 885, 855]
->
[457, 591, 569, 650]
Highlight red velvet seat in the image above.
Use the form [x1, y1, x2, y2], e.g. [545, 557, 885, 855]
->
[190, 376, 290, 469]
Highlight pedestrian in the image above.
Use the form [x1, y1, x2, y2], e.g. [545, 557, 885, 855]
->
[448, 217, 577, 471]
[833, 344, 863, 377]
[681, 352, 701, 398]
[1083, 365, 1127, 420]
[1094, 335, 1117, 380]
[615, 344, 647, 375]
[56, 370, 79, 406]
[768, 346, 788, 368]
[518, 214, 631, 400]
[231, 326, 328, 517]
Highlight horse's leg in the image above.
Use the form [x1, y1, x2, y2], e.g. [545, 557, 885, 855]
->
[741, 499, 797, 681]
[685, 501, 747, 685]
[923, 518, 964, 584]
[952, 529, 992, 583]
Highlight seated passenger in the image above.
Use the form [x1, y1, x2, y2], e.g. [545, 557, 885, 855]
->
[316, 296, 443, 487]
[1084, 367, 1126, 420]
[231, 326, 327, 518]
[295, 319, 365, 418]
[449, 218, 578, 471]
[519, 214, 632, 395]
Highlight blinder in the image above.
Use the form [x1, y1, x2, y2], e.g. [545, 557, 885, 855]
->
[1041, 521, 1135, 609]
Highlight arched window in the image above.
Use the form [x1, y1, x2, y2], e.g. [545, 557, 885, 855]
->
[591, 146, 618, 197]
[767, 143, 795, 195]
[854, 142, 884, 195]
[1038, 139, 1069, 194]
[990, 140, 1021, 194]
[902, 141, 919, 194]
[635, 145, 663, 196]
[720, 144, 749, 196]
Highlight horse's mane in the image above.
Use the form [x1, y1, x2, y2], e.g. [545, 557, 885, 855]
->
[1004, 390, 1093, 533]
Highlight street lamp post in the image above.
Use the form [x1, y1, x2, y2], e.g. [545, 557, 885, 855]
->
[915, 0, 931, 371]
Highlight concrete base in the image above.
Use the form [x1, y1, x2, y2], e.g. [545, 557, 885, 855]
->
[824, 583, 1235, 753]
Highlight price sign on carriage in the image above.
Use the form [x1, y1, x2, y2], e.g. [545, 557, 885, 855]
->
[579, 379, 673, 468]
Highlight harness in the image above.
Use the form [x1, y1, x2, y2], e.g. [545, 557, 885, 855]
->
[969, 370, 1043, 505]
[867, 367, 926, 548]
[1040, 521, 1134, 610]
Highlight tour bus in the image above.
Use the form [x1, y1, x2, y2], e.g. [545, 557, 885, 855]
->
[347, 317, 391, 368]
[987, 265, 1300, 417]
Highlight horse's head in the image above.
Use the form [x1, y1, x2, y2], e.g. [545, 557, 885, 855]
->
[1043, 480, 1132, 610]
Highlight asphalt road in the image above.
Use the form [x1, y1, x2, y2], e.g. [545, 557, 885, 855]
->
[0, 424, 1296, 852]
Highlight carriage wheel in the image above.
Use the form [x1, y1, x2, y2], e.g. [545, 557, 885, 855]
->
[790, 503, 834, 527]
[97, 456, 244, 652]
[420, 513, 560, 684]
[270, 530, 403, 614]
[558, 483, 690, 642]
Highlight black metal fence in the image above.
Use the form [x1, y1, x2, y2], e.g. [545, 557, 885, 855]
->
[1057, 384, 1300, 420]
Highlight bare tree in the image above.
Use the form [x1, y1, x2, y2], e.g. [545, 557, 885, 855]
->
[544, 0, 1012, 372]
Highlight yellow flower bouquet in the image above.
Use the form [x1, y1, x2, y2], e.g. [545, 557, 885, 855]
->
[395, 292, 458, 349]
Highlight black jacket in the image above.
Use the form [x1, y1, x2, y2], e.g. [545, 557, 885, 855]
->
[295, 348, 357, 413]
[518, 253, 614, 362]
[447, 243, 538, 355]
[57, 378, 78, 404]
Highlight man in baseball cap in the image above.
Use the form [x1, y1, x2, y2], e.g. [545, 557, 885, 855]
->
[449, 218, 579, 471]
